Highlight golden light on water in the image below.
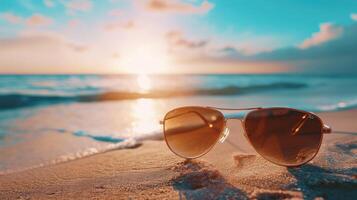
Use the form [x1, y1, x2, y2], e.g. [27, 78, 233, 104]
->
[130, 99, 160, 134]
[137, 74, 152, 92]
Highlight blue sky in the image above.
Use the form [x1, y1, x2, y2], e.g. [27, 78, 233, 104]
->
[206, 0, 355, 43]
[0, 0, 356, 74]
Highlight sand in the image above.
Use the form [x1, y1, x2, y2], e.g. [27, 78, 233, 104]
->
[0, 110, 356, 199]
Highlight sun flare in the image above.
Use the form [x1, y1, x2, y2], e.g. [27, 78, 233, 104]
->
[137, 74, 152, 92]
[120, 45, 170, 74]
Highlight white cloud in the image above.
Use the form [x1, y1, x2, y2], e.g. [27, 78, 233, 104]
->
[199, 23, 357, 73]
[43, 0, 55, 8]
[63, 0, 93, 12]
[351, 13, 357, 21]
[299, 23, 343, 49]
[26, 14, 53, 26]
[0, 12, 23, 24]
[108, 9, 122, 17]
[67, 19, 81, 28]
[166, 30, 207, 50]
[0, 32, 94, 74]
[1, 12, 53, 27]
[144, 0, 214, 14]
[104, 20, 135, 31]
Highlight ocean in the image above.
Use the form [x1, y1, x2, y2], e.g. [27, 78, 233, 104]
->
[0, 74, 356, 173]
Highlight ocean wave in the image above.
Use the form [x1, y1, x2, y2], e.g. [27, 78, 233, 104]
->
[59, 129, 163, 144]
[72, 130, 125, 143]
[0, 128, 162, 175]
[317, 99, 357, 112]
[0, 94, 74, 110]
[39, 129, 162, 169]
[0, 138, 141, 175]
[0, 82, 306, 110]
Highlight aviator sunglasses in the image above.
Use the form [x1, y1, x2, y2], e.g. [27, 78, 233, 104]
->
[162, 106, 332, 167]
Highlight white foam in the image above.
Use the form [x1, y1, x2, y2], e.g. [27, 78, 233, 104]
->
[318, 99, 357, 112]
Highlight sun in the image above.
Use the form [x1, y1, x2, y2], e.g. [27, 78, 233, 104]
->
[136, 74, 152, 92]
[120, 44, 170, 74]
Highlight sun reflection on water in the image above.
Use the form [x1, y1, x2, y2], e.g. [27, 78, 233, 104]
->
[130, 98, 161, 135]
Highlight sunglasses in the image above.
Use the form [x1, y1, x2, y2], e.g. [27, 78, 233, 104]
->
[162, 106, 332, 167]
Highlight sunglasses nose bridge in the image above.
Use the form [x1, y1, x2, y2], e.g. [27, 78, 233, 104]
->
[219, 117, 245, 143]
[219, 125, 230, 143]
[223, 117, 249, 140]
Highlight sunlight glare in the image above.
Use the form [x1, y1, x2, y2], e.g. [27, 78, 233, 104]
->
[120, 45, 169, 74]
[130, 99, 160, 135]
[137, 74, 152, 92]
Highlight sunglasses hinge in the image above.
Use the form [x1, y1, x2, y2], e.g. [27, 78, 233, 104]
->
[322, 124, 332, 134]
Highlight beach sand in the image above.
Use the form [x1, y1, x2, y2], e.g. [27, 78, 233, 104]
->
[0, 110, 356, 199]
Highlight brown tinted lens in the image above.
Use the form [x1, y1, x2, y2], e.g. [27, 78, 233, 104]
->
[164, 107, 225, 158]
[244, 108, 323, 166]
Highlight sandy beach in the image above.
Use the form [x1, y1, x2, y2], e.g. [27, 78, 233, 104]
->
[1, 0, 357, 199]
[0, 109, 356, 199]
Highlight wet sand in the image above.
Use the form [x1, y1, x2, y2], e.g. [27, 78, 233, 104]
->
[0, 110, 356, 199]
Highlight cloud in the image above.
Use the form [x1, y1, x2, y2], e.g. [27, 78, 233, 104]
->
[62, 0, 93, 12]
[17, 31, 88, 52]
[257, 23, 357, 62]
[166, 31, 207, 49]
[26, 14, 53, 26]
[221, 36, 279, 55]
[67, 19, 81, 28]
[351, 13, 357, 21]
[104, 20, 135, 31]
[182, 23, 357, 73]
[0, 12, 23, 24]
[299, 23, 343, 49]
[67, 43, 89, 52]
[219, 46, 238, 55]
[216, 46, 248, 59]
[1, 12, 53, 26]
[43, 0, 55, 8]
[144, 0, 214, 14]
[108, 9, 122, 17]
[112, 52, 120, 59]
[0, 32, 92, 73]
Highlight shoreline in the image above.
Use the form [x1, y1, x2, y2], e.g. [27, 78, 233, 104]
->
[0, 108, 352, 176]
[1, 109, 356, 199]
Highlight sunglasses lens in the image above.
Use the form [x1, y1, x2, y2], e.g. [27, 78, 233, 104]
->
[244, 108, 323, 166]
[163, 107, 225, 158]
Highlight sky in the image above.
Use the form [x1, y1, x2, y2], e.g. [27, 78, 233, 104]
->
[0, 0, 356, 74]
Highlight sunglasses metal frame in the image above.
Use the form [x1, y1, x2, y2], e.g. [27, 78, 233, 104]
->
[162, 106, 332, 167]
